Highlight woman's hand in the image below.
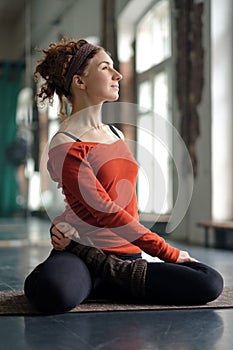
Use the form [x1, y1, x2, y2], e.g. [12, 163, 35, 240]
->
[51, 222, 80, 251]
[176, 250, 198, 263]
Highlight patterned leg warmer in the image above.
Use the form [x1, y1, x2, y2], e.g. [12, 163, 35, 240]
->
[70, 243, 147, 298]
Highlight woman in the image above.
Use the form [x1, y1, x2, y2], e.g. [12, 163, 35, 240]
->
[24, 38, 223, 313]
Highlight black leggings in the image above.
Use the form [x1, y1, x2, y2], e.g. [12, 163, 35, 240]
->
[145, 261, 223, 305]
[24, 250, 223, 313]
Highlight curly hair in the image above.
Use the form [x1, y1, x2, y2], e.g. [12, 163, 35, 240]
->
[34, 37, 101, 121]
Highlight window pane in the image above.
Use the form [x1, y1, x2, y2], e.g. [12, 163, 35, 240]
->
[153, 0, 171, 65]
[137, 72, 172, 214]
[154, 71, 172, 213]
[48, 93, 60, 140]
[138, 80, 152, 111]
[137, 112, 154, 212]
[48, 93, 59, 120]
[136, 12, 154, 73]
[137, 81, 153, 212]
[154, 71, 168, 117]
[136, 0, 171, 73]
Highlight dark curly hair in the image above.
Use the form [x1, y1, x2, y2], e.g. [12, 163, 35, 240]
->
[34, 37, 101, 121]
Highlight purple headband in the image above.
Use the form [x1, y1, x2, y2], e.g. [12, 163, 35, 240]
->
[64, 43, 98, 94]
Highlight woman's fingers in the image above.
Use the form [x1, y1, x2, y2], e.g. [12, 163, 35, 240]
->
[54, 222, 80, 239]
[50, 222, 79, 250]
[51, 231, 71, 250]
[176, 250, 198, 263]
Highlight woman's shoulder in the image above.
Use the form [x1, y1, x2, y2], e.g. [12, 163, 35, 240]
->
[109, 125, 125, 140]
[48, 133, 91, 161]
[49, 132, 74, 151]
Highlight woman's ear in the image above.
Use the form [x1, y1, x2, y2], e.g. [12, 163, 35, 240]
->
[73, 75, 86, 90]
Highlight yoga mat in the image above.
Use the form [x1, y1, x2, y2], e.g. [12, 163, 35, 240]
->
[0, 287, 232, 315]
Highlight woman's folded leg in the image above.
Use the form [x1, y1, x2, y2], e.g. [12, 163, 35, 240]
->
[24, 250, 92, 313]
[144, 261, 224, 305]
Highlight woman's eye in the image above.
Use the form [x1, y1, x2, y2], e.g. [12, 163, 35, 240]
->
[102, 66, 108, 70]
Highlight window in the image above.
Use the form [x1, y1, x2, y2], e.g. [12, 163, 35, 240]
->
[136, 0, 172, 214]
[211, 0, 233, 220]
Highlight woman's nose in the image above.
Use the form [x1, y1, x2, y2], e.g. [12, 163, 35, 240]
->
[114, 69, 123, 81]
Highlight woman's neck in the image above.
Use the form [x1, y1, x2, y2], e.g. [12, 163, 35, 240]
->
[60, 103, 104, 138]
[69, 102, 103, 128]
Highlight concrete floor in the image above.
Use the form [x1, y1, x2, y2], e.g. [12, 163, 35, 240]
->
[0, 217, 233, 350]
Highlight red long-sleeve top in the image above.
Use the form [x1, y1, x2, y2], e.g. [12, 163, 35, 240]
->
[47, 139, 180, 262]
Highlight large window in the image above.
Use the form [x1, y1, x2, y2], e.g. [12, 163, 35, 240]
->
[136, 0, 172, 214]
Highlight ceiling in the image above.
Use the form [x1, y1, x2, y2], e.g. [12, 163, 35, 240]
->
[1, 0, 79, 60]
[0, 0, 25, 24]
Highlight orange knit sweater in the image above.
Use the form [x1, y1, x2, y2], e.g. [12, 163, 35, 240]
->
[48, 139, 180, 262]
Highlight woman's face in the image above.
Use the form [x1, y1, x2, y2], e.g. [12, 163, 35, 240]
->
[81, 49, 122, 103]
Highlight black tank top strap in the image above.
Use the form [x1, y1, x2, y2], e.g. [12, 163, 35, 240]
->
[55, 126, 121, 142]
[108, 125, 121, 139]
[55, 131, 82, 142]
